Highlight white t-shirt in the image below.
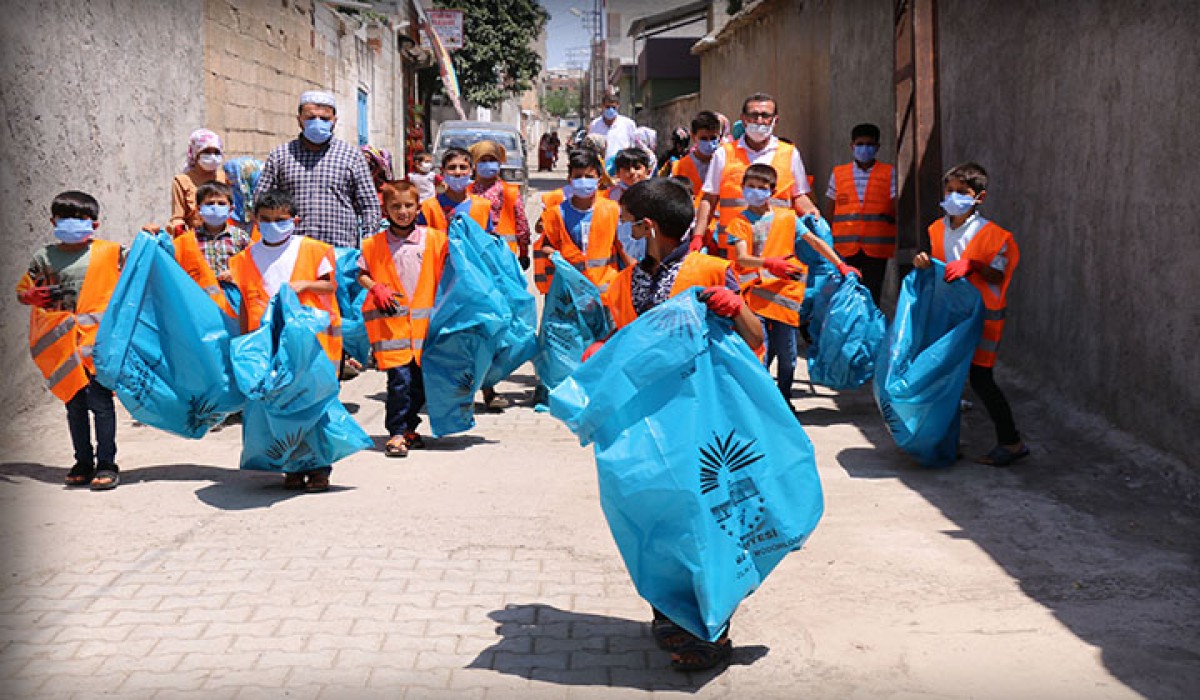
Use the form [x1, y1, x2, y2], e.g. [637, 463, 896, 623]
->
[249, 235, 334, 296]
[941, 214, 1007, 272]
[588, 114, 639, 160]
[701, 136, 811, 197]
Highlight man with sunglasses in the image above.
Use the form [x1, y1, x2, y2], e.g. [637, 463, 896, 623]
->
[691, 93, 819, 251]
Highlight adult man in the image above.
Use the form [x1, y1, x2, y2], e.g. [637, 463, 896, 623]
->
[825, 122, 897, 304]
[587, 93, 639, 162]
[692, 93, 819, 249]
[255, 90, 382, 248]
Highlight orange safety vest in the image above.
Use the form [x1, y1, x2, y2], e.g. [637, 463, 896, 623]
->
[671, 153, 708, 207]
[360, 227, 447, 368]
[227, 236, 343, 364]
[602, 252, 730, 330]
[929, 219, 1020, 368]
[22, 239, 122, 402]
[723, 209, 808, 326]
[541, 188, 566, 209]
[831, 162, 897, 258]
[533, 197, 622, 295]
[172, 230, 236, 317]
[715, 140, 796, 228]
[493, 182, 523, 254]
[420, 194, 491, 233]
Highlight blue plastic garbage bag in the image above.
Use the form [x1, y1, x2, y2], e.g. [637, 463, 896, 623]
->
[550, 290, 824, 641]
[451, 215, 538, 386]
[796, 214, 837, 322]
[333, 246, 371, 365]
[422, 214, 510, 436]
[94, 231, 243, 438]
[534, 252, 613, 392]
[232, 286, 371, 471]
[220, 280, 242, 318]
[807, 274, 887, 390]
[873, 260, 984, 467]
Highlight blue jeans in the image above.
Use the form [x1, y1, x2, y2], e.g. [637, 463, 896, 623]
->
[385, 362, 425, 437]
[65, 378, 116, 467]
[761, 319, 798, 399]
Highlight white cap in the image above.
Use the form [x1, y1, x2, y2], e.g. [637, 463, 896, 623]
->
[299, 90, 337, 111]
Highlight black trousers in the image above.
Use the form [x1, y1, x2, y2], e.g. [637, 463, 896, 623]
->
[969, 364, 1020, 445]
[844, 252, 889, 306]
[65, 378, 117, 467]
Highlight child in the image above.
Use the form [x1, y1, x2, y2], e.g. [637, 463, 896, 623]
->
[417, 148, 491, 232]
[226, 189, 342, 492]
[598, 178, 763, 671]
[722, 164, 856, 400]
[356, 181, 448, 457]
[534, 149, 622, 296]
[671, 111, 721, 206]
[605, 147, 652, 204]
[913, 162, 1027, 466]
[468, 140, 530, 269]
[825, 123, 897, 304]
[17, 191, 124, 490]
[172, 181, 251, 317]
[407, 151, 440, 202]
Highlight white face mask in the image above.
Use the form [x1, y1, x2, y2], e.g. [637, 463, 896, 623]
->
[418, 162, 433, 174]
[197, 153, 223, 171]
[744, 122, 774, 141]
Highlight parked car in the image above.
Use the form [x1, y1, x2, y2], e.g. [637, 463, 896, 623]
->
[431, 120, 528, 191]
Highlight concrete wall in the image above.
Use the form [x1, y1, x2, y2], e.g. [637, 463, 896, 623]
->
[937, 0, 1200, 460]
[0, 0, 205, 430]
[641, 92, 701, 155]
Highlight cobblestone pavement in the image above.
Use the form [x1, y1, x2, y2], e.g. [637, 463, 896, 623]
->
[1, 172, 1197, 699]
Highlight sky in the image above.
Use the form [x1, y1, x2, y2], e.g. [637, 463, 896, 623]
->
[540, 0, 592, 70]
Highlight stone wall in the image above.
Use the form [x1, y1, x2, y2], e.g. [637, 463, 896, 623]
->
[0, 0, 205, 432]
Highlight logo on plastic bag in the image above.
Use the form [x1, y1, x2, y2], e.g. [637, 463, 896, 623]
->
[700, 430, 767, 541]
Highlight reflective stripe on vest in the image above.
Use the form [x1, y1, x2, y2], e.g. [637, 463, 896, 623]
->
[830, 213, 897, 224]
[30, 317, 76, 358]
[749, 286, 804, 313]
[204, 284, 221, 296]
[78, 345, 93, 358]
[737, 271, 759, 285]
[46, 352, 83, 389]
[76, 312, 104, 326]
[372, 338, 425, 352]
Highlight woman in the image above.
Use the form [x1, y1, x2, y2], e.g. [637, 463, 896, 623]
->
[171, 129, 228, 232]
[537, 133, 554, 171]
[360, 145, 395, 199]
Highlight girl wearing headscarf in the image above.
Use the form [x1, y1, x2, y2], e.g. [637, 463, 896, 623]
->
[171, 128, 228, 233]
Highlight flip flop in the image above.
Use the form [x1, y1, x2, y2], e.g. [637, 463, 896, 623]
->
[670, 635, 732, 672]
[977, 444, 1030, 467]
[651, 617, 690, 651]
[65, 463, 93, 487]
[89, 469, 120, 491]
[385, 435, 408, 458]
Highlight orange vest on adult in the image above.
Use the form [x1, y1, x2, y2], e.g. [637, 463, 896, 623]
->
[172, 230, 236, 317]
[22, 239, 121, 402]
[723, 208, 808, 326]
[360, 227, 448, 369]
[533, 197, 622, 295]
[602, 252, 731, 330]
[493, 181, 523, 254]
[420, 194, 491, 234]
[227, 236, 343, 364]
[929, 218, 1020, 368]
[830, 162, 897, 258]
[715, 139, 797, 228]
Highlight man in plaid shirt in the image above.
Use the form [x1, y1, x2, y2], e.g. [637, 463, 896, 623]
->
[255, 90, 381, 248]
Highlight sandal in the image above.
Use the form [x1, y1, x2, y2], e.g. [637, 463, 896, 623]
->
[670, 634, 732, 672]
[385, 435, 409, 458]
[305, 472, 330, 493]
[651, 617, 690, 651]
[402, 432, 425, 449]
[65, 463, 94, 487]
[976, 444, 1030, 467]
[283, 473, 307, 490]
[89, 466, 120, 491]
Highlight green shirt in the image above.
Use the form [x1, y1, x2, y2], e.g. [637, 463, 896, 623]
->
[26, 241, 125, 312]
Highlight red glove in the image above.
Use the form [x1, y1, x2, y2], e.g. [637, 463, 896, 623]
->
[369, 283, 399, 315]
[699, 286, 743, 318]
[17, 286, 55, 308]
[688, 233, 706, 252]
[836, 262, 862, 279]
[944, 258, 984, 282]
[763, 256, 803, 280]
[581, 340, 605, 362]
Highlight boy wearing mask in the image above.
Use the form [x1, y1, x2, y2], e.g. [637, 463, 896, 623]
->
[227, 189, 341, 492]
[171, 181, 250, 317]
[17, 191, 125, 490]
[825, 123, 897, 304]
[913, 162, 1027, 467]
[417, 148, 491, 233]
[407, 151, 440, 202]
[534, 149, 622, 296]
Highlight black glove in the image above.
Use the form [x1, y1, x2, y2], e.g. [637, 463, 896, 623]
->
[519, 255, 531, 271]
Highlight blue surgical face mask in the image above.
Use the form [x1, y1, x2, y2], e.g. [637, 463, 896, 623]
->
[853, 144, 878, 163]
[475, 161, 501, 178]
[199, 204, 231, 227]
[695, 137, 720, 156]
[444, 174, 472, 192]
[302, 118, 333, 144]
[53, 218, 94, 244]
[603, 106, 618, 121]
[743, 186, 772, 208]
[258, 219, 295, 244]
[940, 192, 978, 217]
[617, 220, 646, 262]
[571, 177, 599, 198]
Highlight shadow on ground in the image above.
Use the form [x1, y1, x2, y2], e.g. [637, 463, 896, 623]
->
[468, 604, 767, 691]
[821, 380, 1200, 700]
